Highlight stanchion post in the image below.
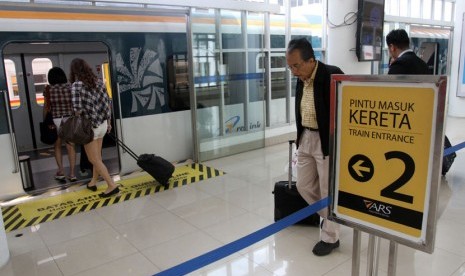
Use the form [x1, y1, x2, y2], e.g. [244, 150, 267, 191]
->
[0, 208, 10, 268]
[352, 229, 361, 276]
[387, 240, 398, 276]
[366, 234, 381, 276]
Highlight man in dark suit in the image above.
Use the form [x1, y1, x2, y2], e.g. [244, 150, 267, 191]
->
[386, 29, 429, 75]
[286, 38, 343, 256]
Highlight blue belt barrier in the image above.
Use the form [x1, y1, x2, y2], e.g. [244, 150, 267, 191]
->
[154, 197, 329, 276]
[444, 141, 465, 156]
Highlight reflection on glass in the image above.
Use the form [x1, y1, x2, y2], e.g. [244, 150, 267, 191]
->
[4, 59, 19, 108]
[192, 8, 221, 143]
[32, 58, 52, 106]
[167, 53, 190, 111]
[247, 51, 265, 103]
[221, 10, 243, 49]
[433, 0, 442, 21]
[270, 14, 285, 49]
[444, 2, 453, 22]
[411, 0, 421, 18]
[290, 2, 323, 48]
[223, 52, 246, 106]
[399, 0, 408, 17]
[422, 0, 432, 19]
[269, 13, 288, 127]
[269, 54, 287, 99]
[247, 12, 264, 49]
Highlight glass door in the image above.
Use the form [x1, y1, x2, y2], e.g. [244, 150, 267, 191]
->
[190, 8, 266, 161]
[4, 54, 57, 152]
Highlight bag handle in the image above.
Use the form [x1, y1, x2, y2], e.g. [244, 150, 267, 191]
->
[107, 132, 139, 160]
[288, 140, 295, 189]
[43, 85, 52, 118]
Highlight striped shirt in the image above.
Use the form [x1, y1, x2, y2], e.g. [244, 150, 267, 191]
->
[45, 83, 73, 118]
[71, 80, 111, 128]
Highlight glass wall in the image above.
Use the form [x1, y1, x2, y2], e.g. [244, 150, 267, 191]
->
[381, 0, 454, 75]
[268, 13, 288, 126]
[189, 0, 454, 161]
[289, 0, 324, 125]
[191, 8, 266, 161]
[385, 0, 453, 21]
[266, 0, 324, 127]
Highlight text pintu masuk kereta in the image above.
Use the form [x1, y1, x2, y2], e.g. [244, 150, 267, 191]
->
[348, 99, 414, 130]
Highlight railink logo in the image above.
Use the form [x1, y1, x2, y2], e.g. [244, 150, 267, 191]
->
[225, 116, 240, 133]
[224, 116, 262, 133]
[363, 199, 392, 217]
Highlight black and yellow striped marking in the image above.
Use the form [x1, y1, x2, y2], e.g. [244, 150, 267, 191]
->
[1, 163, 224, 232]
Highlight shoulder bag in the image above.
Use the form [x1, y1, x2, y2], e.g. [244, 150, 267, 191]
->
[58, 114, 94, 145]
[40, 112, 58, 145]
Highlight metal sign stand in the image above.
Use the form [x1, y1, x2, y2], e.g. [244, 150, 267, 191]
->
[366, 234, 381, 276]
[387, 241, 398, 276]
[351, 231, 398, 276]
[352, 229, 361, 276]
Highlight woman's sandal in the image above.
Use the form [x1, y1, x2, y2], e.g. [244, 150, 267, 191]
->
[68, 176, 78, 182]
[86, 183, 97, 192]
[54, 172, 65, 180]
[99, 187, 120, 198]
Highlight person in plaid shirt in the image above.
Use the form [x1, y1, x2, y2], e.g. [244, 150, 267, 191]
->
[69, 58, 118, 198]
[44, 67, 77, 182]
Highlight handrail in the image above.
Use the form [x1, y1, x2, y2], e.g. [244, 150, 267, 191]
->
[1, 90, 19, 173]
[115, 83, 125, 154]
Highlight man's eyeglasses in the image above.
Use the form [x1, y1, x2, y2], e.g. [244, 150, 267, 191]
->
[287, 61, 305, 71]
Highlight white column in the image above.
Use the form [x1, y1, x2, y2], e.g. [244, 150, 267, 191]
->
[327, 0, 373, 75]
[0, 210, 9, 268]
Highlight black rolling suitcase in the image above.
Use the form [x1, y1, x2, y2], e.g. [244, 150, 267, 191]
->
[442, 135, 456, 176]
[109, 133, 174, 187]
[273, 140, 320, 226]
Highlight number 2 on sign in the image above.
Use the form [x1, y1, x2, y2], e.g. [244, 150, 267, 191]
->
[380, 151, 415, 204]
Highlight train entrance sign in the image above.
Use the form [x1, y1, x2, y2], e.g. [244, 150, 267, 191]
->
[329, 75, 447, 253]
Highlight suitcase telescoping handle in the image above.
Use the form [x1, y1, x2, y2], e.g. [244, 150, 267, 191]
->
[288, 140, 295, 189]
[108, 132, 139, 161]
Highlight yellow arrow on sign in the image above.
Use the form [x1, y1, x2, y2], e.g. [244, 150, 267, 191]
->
[353, 160, 371, 177]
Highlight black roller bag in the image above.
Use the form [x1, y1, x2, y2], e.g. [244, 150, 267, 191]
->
[109, 133, 174, 187]
[273, 140, 320, 226]
[442, 135, 456, 176]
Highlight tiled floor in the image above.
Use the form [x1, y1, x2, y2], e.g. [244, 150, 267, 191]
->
[1, 116, 465, 276]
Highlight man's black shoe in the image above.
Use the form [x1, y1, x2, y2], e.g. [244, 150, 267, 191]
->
[312, 240, 340, 256]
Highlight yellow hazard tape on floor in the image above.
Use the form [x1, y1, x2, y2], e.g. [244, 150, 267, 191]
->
[1, 163, 224, 233]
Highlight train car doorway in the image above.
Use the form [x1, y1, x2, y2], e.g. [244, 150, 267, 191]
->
[4, 54, 58, 152]
[2, 41, 118, 192]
